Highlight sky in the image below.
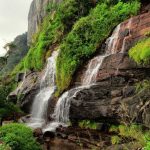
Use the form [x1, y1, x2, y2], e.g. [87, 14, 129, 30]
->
[0, 0, 32, 56]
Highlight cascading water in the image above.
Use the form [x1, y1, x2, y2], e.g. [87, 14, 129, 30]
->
[44, 23, 124, 132]
[82, 55, 106, 85]
[115, 18, 133, 74]
[106, 24, 121, 54]
[82, 24, 122, 85]
[28, 51, 58, 128]
[43, 87, 86, 132]
[121, 18, 133, 53]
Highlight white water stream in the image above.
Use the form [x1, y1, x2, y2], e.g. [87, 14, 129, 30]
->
[34, 20, 132, 132]
[43, 24, 122, 132]
[106, 24, 121, 54]
[121, 18, 133, 53]
[28, 51, 58, 128]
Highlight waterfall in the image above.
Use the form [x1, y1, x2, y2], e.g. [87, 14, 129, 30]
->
[115, 18, 133, 75]
[82, 55, 107, 85]
[82, 24, 122, 85]
[106, 24, 121, 54]
[121, 18, 133, 53]
[43, 87, 87, 132]
[28, 51, 58, 128]
[43, 23, 124, 132]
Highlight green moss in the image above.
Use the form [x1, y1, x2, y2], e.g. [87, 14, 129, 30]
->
[0, 143, 11, 150]
[129, 38, 150, 65]
[56, 1, 141, 94]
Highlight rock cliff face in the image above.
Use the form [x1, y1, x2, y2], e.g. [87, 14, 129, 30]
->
[70, 12, 150, 127]
[9, 71, 41, 113]
[0, 33, 28, 75]
[11, 1, 150, 128]
[27, 0, 62, 45]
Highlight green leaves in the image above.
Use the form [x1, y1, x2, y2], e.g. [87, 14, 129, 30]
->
[0, 123, 41, 150]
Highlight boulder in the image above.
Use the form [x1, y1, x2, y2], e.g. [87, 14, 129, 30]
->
[8, 71, 41, 113]
[70, 83, 150, 128]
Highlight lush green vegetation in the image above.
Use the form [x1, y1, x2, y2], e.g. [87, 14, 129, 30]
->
[129, 38, 150, 65]
[13, 0, 94, 72]
[110, 124, 150, 149]
[0, 78, 21, 120]
[0, 123, 41, 150]
[56, 1, 140, 94]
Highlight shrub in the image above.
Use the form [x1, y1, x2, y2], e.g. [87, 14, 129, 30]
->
[56, 1, 141, 94]
[0, 123, 41, 150]
[0, 80, 21, 119]
[129, 38, 150, 65]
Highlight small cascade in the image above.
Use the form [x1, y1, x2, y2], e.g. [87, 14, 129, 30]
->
[28, 51, 58, 128]
[44, 23, 125, 132]
[121, 18, 133, 53]
[43, 91, 71, 132]
[106, 24, 121, 54]
[82, 55, 106, 85]
[43, 87, 87, 132]
[52, 91, 70, 123]
[115, 18, 133, 75]
[82, 24, 122, 85]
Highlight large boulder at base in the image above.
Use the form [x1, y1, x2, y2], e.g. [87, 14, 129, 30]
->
[70, 83, 150, 128]
[8, 71, 41, 113]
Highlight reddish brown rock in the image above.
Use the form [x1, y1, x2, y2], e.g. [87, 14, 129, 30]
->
[70, 11, 150, 128]
[112, 12, 150, 54]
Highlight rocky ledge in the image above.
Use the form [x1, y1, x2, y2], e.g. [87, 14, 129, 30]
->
[70, 11, 150, 127]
